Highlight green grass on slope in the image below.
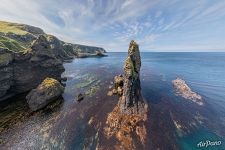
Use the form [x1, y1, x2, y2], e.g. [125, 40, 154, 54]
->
[0, 21, 28, 35]
[0, 36, 26, 52]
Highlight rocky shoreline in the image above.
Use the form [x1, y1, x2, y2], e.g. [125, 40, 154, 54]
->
[0, 21, 106, 103]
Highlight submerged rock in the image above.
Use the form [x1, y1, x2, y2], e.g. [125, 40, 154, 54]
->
[26, 78, 64, 111]
[77, 93, 84, 102]
[104, 105, 147, 149]
[172, 78, 203, 105]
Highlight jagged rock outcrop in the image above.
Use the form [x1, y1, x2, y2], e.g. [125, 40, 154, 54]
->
[108, 40, 146, 114]
[104, 40, 148, 150]
[0, 21, 107, 101]
[26, 78, 64, 111]
[119, 40, 145, 114]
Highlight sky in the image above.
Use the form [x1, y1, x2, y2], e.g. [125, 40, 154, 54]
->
[0, 0, 225, 52]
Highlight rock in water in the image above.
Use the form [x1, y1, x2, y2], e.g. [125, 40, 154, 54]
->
[77, 93, 84, 102]
[26, 78, 64, 111]
[119, 40, 145, 114]
[103, 41, 148, 150]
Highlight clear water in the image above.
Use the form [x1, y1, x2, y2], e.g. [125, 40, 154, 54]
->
[62, 52, 225, 149]
[1, 52, 225, 149]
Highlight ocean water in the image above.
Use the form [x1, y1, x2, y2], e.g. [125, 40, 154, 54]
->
[1, 52, 225, 149]
[62, 52, 225, 149]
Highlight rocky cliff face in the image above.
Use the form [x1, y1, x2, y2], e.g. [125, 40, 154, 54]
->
[0, 36, 65, 101]
[0, 21, 106, 101]
[0, 48, 13, 98]
[104, 41, 148, 149]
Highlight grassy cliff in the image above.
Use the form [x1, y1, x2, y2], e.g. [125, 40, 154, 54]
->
[0, 21, 106, 58]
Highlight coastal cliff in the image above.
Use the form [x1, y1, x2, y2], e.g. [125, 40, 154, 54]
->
[0, 21, 106, 101]
[104, 40, 148, 149]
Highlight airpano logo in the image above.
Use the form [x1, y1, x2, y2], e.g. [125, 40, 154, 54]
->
[197, 140, 221, 148]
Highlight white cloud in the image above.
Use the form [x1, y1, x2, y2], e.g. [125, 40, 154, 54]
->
[0, 0, 225, 51]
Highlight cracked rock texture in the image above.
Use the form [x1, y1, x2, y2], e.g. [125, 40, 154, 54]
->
[104, 40, 148, 150]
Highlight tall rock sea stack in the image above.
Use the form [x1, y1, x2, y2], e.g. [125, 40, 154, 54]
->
[103, 41, 148, 150]
[119, 40, 145, 114]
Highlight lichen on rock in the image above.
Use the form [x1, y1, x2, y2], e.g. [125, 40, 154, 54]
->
[104, 40, 148, 149]
[26, 78, 64, 111]
[120, 40, 145, 114]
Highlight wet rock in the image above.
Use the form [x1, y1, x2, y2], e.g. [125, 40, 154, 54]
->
[26, 78, 64, 111]
[107, 75, 124, 96]
[77, 93, 84, 102]
[114, 74, 124, 89]
[60, 77, 67, 82]
[104, 105, 148, 150]
[172, 78, 203, 105]
[112, 89, 117, 94]
[117, 86, 123, 96]
[107, 91, 113, 96]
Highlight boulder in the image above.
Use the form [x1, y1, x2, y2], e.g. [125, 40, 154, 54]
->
[77, 93, 84, 102]
[26, 78, 64, 111]
[114, 75, 124, 89]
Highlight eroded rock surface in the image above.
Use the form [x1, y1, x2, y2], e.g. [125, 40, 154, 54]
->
[104, 40, 148, 149]
[0, 21, 107, 101]
[26, 78, 64, 111]
[172, 78, 203, 105]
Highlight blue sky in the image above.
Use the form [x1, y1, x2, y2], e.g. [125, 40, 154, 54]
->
[0, 0, 225, 52]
